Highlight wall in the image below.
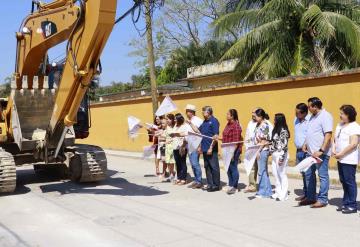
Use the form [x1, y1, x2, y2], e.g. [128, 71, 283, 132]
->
[80, 70, 360, 167]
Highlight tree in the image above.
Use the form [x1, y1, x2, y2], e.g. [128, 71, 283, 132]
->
[0, 77, 12, 98]
[214, 0, 360, 81]
[157, 40, 233, 84]
[128, 0, 233, 70]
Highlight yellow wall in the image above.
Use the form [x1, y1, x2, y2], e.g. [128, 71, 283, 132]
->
[190, 73, 235, 89]
[80, 70, 360, 167]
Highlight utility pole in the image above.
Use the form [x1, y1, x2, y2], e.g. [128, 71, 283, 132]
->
[144, 0, 158, 116]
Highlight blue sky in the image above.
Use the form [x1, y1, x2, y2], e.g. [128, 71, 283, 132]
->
[0, 1, 144, 86]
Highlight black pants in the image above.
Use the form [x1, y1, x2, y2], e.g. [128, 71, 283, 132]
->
[203, 152, 220, 188]
[174, 149, 188, 180]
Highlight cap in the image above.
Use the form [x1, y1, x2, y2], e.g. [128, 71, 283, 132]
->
[185, 104, 196, 112]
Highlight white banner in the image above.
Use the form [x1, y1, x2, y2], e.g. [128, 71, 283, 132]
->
[221, 144, 237, 172]
[143, 145, 156, 159]
[187, 135, 203, 154]
[243, 145, 262, 176]
[155, 96, 177, 116]
[296, 156, 321, 173]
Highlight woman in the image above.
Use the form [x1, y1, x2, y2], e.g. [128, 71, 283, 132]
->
[332, 105, 360, 214]
[157, 119, 168, 180]
[216, 109, 242, 195]
[164, 114, 176, 182]
[254, 108, 273, 198]
[270, 113, 290, 201]
[148, 116, 163, 176]
[172, 113, 188, 185]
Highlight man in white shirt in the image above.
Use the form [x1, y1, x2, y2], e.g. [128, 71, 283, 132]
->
[300, 97, 333, 208]
[244, 108, 273, 193]
[184, 104, 204, 189]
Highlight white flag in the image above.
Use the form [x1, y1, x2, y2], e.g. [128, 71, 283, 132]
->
[187, 134, 203, 154]
[145, 123, 159, 130]
[243, 145, 261, 176]
[143, 145, 156, 159]
[221, 144, 237, 172]
[155, 96, 177, 116]
[128, 116, 141, 138]
[296, 156, 321, 173]
[128, 116, 141, 132]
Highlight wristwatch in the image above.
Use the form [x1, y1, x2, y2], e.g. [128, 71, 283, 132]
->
[319, 148, 324, 153]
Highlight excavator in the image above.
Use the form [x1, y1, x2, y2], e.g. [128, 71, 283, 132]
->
[0, 0, 122, 193]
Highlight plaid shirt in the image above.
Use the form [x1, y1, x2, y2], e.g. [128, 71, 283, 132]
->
[222, 121, 243, 151]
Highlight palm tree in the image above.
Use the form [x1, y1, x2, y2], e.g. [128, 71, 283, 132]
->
[213, 0, 360, 81]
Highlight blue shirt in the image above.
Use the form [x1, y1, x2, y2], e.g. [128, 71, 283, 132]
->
[199, 116, 220, 152]
[294, 115, 310, 149]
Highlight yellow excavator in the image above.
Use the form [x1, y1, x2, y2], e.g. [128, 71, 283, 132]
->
[0, 0, 122, 193]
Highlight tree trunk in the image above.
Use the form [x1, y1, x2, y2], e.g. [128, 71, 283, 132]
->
[145, 0, 158, 116]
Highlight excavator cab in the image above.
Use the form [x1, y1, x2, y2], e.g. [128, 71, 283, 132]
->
[0, 98, 8, 142]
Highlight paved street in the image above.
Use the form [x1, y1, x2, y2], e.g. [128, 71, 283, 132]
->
[0, 153, 359, 247]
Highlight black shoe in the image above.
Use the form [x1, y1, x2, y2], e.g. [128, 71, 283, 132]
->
[342, 207, 357, 214]
[336, 206, 345, 212]
[207, 187, 220, 192]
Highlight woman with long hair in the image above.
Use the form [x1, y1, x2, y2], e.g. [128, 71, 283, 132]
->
[150, 116, 163, 176]
[172, 113, 188, 185]
[216, 109, 243, 195]
[270, 113, 290, 201]
[164, 114, 176, 182]
[253, 108, 273, 198]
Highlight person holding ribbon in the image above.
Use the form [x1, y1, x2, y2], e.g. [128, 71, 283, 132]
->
[214, 109, 243, 195]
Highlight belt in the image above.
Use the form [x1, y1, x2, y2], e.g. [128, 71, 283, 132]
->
[296, 149, 303, 152]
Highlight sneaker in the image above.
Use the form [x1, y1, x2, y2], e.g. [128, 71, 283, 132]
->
[278, 196, 289, 202]
[271, 193, 279, 199]
[226, 188, 237, 195]
[255, 194, 265, 199]
[342, 207, 357, 214]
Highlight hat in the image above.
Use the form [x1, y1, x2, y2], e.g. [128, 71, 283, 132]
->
[185, 104, 196, 112]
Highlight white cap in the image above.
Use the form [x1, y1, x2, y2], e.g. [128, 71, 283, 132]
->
[185, 104, 196, 112]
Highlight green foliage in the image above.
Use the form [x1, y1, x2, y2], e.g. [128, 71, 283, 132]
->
[0, 77, 11, 98]
[157, 40, 233, 84]
[214, 0, 360, 81]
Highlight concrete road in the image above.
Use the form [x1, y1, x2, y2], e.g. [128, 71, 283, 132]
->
[0, 154, 359, 247]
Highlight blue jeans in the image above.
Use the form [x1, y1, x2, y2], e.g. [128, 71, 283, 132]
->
[305, 155, 330, 204]
[256, 150, 272, 197]
[338, 162, 357, 209]
[227, 149, 241, 188]
[296, 150, 307, 196]
[189, 151, 202, 184]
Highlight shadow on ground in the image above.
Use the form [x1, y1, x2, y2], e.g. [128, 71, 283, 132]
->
[7, 168, 168, 197]
[39, 169, 169, 197]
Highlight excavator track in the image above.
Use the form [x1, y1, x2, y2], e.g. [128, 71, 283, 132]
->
[68, 144, 107, 182]
[0, 149, 16, 193]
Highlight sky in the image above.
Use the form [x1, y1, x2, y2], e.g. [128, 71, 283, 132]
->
[0, 0, 145, 86]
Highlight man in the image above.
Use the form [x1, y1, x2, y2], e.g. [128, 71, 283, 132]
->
[198, 106, 221, 192]
[184, 104, 204, 189]
[294, 103, 310, 201]
[244, 108, 273, 193]
[300, 97, 333, 208]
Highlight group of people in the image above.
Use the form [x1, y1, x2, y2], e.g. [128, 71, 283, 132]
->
[145, 97, 360, 215]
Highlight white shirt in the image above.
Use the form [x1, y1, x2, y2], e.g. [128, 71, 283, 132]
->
[172, 124, 188, 150]
[245, 120, 273, 147]
[306, 110, 333, 156]
[184, 116, 203, 151]
[335, 122, 360, 165]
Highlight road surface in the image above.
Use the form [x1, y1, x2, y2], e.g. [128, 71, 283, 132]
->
[0, 154, 359, 247]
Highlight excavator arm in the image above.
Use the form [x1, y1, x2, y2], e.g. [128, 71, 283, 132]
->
[11, 0, 117, 159]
